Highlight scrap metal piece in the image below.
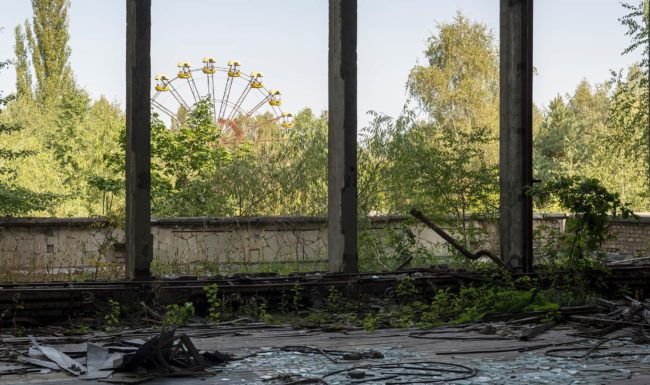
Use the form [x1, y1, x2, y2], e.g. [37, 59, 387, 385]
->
[29, 336, 86, 376]
[17, 357, 59, 371]
[0, 363, 46, 375]
[118, 328, 205, 373]
[86, 342, 122, 380]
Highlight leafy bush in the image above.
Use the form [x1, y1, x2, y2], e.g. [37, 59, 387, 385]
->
[531, 175, 635, 263]
[421, 286, 558, 326]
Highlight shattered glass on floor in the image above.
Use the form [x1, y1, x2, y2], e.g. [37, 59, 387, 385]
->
[4, 325, 650, 384]
[221, 343, 650, 385]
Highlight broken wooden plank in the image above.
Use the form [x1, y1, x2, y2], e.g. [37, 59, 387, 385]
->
[518, 321, 557, 341]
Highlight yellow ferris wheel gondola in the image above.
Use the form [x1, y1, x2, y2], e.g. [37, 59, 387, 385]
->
[227, 60, 241, 77]
[177, 62, 192, 79]
[202, 57, 217, 74]
[281, 112, 294, 128]
[268, 90, 282, 106]
[154, 74, 170, 92]
[250, 72, 264, 89]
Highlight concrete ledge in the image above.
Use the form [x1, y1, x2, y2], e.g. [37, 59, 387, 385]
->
[0, 217, 108, 227]
[0, 213, 647, 228]
[0, 215, 409, 228]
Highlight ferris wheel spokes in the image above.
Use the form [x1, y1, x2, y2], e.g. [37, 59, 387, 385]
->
[244, 93, 273, 119]
[167, 80, 191, 111]
[202, 58, 218, 119]
[224, 73, 257, 123]
[177, 61, 201, 105]
[152, 57, 295, 143]
[152, 99, 179, 124]
[217, 60, 240, 127]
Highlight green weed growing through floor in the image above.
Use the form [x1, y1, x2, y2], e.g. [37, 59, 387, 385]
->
[104, 299, 121, 327]
[419, 286, 559, 327]
[203, 283, 222, 323]
[163, 302, 195, 326]
[290, 283, 304, 312]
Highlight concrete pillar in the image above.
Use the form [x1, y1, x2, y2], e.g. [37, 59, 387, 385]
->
[647, 0, 650, 200]
[328, 0, 358, 273]
[125, 0, 153, 280]
[499, 0, 534, 272]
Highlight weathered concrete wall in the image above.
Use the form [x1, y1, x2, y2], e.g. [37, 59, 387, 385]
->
[151, 217, 330, 272]
[0, 218, 125, 276]
[0, 215, 648, 276]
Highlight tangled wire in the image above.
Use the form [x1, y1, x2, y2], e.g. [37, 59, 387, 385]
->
[266, 361, 477, 385]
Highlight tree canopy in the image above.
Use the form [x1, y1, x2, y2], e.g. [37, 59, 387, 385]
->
[0, 3, 649, 224]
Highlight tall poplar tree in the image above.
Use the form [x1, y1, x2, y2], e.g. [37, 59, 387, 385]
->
[22, 0, 73, 105]
[13, 25, 32, 99]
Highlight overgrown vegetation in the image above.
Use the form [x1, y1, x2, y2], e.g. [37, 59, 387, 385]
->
[104, 299, 121, 327]
[162, 302, 195, 326]
[421, 286, 558, 326]
[203, 283, 222, 323]
[532, 175, 635, 263]
[0, 2, 648, 281]
[527, 175, 636, 295]
[2, 4, 647, 221]
[0, 58, 56, 216]
[85, 266, 604, 333]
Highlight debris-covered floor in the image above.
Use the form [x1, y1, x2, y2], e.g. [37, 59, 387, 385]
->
[3, 321, 650, 385]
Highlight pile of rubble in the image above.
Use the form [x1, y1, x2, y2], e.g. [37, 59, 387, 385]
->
[1, 296, 650, 384]
[0, 327, 228, 383]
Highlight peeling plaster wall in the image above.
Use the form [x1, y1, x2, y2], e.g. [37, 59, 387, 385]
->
[0, 215, 648, 273]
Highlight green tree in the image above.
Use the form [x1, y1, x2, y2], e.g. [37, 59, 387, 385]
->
[601, 65, 649, 209]
[151, 99, 229, 216]
[152, 106, 329, 217]
[531, 175, 634, 262]
[269, 109, 328, 215]
[618, 0, 650, 197]
[22, 0, 73, 105]
[13, 25, 32, 99]
[371, 111, 498, 247]
[5, 0, 124, 217]
[0, 59, 54, 216]
[407, 12, 499, 164]
[534, 81, 610, 184]
[365, 13, 501, 246]
[535, 95, 573, 180]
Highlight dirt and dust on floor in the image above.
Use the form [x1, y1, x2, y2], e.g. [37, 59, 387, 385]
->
[2, 293, 650, 385]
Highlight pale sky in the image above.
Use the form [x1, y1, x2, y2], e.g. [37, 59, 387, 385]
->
[0, 0, 643, 126]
